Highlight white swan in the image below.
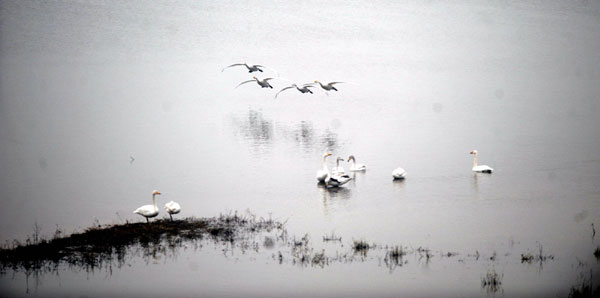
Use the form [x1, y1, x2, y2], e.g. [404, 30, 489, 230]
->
[236, 76, 274, 89]
[222, 63, 264, 73]
[133, 190, 161, 223]
[331, 157, 345, 175]
[470, 150, 494, 173]
[275, 84, 314, 98]
[325, 172, 352, 187]
[316, 152, 332, 182]
[347, 155, 366, 171]
[164, 201, 181, 221]
[392, 167, 407, 179]
[313, 80, 343, 91]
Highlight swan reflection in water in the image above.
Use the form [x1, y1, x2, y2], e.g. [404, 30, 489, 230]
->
[318, 183, 352, 215]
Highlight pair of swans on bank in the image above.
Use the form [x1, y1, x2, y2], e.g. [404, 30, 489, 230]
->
[133, 190, 181, 222]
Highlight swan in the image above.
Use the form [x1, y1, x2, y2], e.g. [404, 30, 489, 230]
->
[331, 157, 345, 175]
[275, 84, 314, 98]
[222, 63, 264, 73]
[133, 190, 161, 223]
[392, 167, 406, 179]
[164, 201, 181, 221]
[316, 152, 332, 182]
[325, 172, 352, 187]
[236, 76, 274, 89]
[314, 80, 343, 91]
[347, 155, 366, 171]
[470, 150, 493, 173]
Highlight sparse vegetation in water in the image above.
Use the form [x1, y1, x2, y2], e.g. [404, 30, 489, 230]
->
[384, 245, 407, 270]
[520, 243, 554, 264]
[352, 240, 370, 256]
[0, 212, 284, 273]
[323, 232, 342, 242]
[481, 269, 503, 294]
[568, 270, 600, 298]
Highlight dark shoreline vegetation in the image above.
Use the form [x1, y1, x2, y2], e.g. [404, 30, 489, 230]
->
[0, 213, 595, 296]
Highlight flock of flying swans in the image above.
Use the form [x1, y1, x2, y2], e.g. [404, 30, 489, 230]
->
[223, 62, 344, 99]
[318, 150, 493, 188]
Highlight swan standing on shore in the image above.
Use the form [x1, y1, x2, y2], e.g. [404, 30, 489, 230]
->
[222, 63, 264, 73]
[313, 80, 343, 91]
[331, 157, 345, 175]
[275, 84, 314, 98]
[236, 76, 274, 89]
[470, 150, 494, 173]
[164, 201, 181, 221]
[347, 155, 366, 171]
[392, 167, 407, 179]
[134, 190, 161, 223]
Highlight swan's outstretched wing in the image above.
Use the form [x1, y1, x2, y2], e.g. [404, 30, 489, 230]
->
[302, 83, 316, 87]
[222, 63, 245, 72]
[263, 78, 275, 82]
[235, 79, 255, 89]
[275, 86, 295, 98]
[328, 82, 344, 85]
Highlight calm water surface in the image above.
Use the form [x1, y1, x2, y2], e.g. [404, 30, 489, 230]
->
[1, 1, 599, 297]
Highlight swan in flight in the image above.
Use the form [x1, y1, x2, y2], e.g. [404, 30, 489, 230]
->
[317, 152, 332, 182]
[392, 167, 407, 179]
[222, 63, 265, 73]
[275, 84, 314, 98]
[164, 201, 181, 221]
[314, 80, 343, 91]
[326, 172, 352, 187]
[331, 157, 345, 175]
[133, 190, 161, 223]
[347, 155, 366, 171]
[236, 76, 274, 89]
[470, 150, 494, 173]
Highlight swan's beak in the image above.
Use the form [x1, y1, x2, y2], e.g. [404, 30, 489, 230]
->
[314, 80, 318, 83]
[469, 151, 475, 154]
[327, 153, 332, 156]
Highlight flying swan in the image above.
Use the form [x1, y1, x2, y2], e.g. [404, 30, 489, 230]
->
[275, 84, 314, 98]
[133, 190, 161, 223]
[470, 150, 493, 173]
[313, 80, 343, 91]
[222, 63, 265, 73]
[236, 76, 274, 89]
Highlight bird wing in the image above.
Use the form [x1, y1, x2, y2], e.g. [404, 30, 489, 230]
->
[328, 82, 344, 85]
[221, 63, 245, 72]
[302, 83, 316, 87]
[263, 78, 275, 82]
[275, 86, 295, 98]
[235, 79, 255, 89]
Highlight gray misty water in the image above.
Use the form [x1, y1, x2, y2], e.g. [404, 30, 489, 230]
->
[1, 0, 600, 297]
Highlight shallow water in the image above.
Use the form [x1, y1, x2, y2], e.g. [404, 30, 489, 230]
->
[1, 0, 600, 297]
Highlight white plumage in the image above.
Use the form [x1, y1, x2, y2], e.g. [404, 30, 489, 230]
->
[347, 155, 366, 171]
[164, 201, 181, 221]
[134, 190, 161, 223]
[392, 167, 407, 179]
[317, 152, 332, 182]
[470, 150, 494, 173]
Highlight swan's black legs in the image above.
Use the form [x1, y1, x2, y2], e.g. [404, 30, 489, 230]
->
[169, 214, 173, 221]
[146, 217, 149, 223]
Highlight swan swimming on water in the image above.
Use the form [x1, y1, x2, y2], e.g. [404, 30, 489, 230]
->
[470, 150, 494, 173]
[347, 155, 366, 171]
[133, 190, 161, 223]
[236, 76, 274, 89]
[331, 157, 345, 175]
[164, 201, 181, 221]
[326, 172, 352, 187]
[317, 152, 332, 182]
[222, 63, 265, 73]
[275, 84, 314, 98]
[392, 167, 407, 179]
[313, 80, 343, 91]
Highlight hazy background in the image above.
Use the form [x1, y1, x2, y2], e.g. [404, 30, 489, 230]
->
[1, 0, 600, 296]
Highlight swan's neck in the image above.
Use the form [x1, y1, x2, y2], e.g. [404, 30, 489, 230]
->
[318, 82, 325, 88]
[336, 159, 340, 168]
[472, 154, 478, 168]
[152, 194, 157, 210]
[349, 159, 355, 167]
[322, 156, 329, 171]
